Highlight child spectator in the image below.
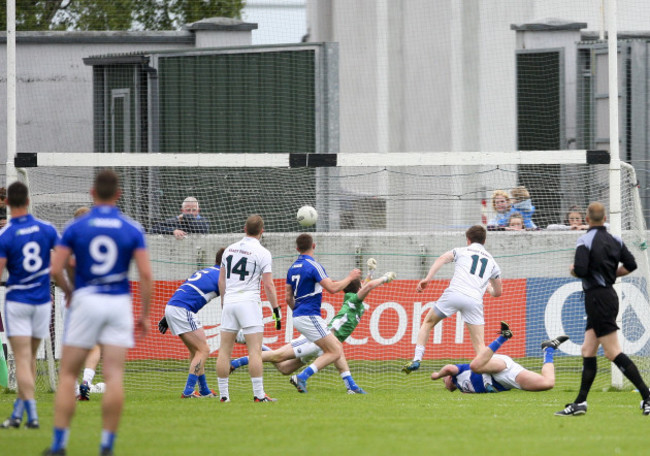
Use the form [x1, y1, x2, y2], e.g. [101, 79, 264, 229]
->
[509, 186, 537, 229]
[487, 190, 513, 230]
[547, 205, 589, 231]
[506, 213, 525, 231]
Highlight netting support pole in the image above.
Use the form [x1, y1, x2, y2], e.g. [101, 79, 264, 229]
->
[6, 0, 18, 191]
[607, 0, 624, 389]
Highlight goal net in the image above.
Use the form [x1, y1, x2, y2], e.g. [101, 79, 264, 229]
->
[12, 150, 650, 394]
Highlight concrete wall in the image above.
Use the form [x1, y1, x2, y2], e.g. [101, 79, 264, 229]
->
[143, 230, 585, 282]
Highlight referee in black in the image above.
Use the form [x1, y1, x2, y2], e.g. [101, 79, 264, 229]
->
[556, 202, 650, 416]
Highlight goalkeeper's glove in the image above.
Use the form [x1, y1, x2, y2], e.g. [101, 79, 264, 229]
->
[272, 307, 282, 330]
[383, 271, 396, 284]
[158, 316, 169, 334]
[367, 258, 377, 270]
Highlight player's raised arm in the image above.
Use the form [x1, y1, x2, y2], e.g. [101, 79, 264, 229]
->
[356, 271, 396, 301]
[320, 268, 361, 294]
[416, 250, 454, 292]
[133, 248, 152, 338]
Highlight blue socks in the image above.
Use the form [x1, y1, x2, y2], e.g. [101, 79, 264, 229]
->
[11, 398, 24, 420]
[24, 399, 38, 422]
[488, 335, 508, 353]
[198, 374, 211, 396]
[297, 364, 318, 382]
[100, 429, 116, 453]
[342, 375, 358, 391]
[544, 347, 555, 364]
[231, 356, 249, 369]
[51, 427, 70, 452]
[183, 374, 198, 396]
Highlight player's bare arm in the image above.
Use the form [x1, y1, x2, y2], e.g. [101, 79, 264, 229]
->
[134, 248, 152, 338]
[488, 277, 503, 297]
[218, 267, 226, 307]
[417, 250, 454, 292]
[285, 283, 295, 310]
[262, 272, 281, 330]
[50, 245, 73, 298]
[431, 364, 460, 380]
[320, 268, 362, 294]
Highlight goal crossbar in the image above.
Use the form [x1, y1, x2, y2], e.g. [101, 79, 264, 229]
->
[14, 150, 610, 169]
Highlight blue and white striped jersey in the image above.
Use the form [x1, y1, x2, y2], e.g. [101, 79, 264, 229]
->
[287, 254, 329, 317]
[167, 266, 221, 313]
[452, 364, 508, 394]
[0, 214, 59, 305]
[59, 205, 146, 295]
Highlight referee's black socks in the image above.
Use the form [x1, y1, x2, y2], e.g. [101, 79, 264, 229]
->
[613, 353, 650, 401]
[575, 356, 598, 404]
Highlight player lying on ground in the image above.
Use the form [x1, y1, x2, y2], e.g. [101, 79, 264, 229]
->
[231, 263, 395, 394]
[157, 248, 226, 398]
[431, 322, 568, 393]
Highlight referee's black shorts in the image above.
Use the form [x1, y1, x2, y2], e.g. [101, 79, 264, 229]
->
[584, 287, 619, 337]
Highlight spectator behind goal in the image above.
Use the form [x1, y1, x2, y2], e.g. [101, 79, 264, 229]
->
[151, 196, 209, 239]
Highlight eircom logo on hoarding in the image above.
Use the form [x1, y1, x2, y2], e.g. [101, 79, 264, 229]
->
[132, 278, 650, 360]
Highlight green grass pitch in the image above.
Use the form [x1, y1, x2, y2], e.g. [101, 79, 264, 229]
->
[2, 367, 649, 456]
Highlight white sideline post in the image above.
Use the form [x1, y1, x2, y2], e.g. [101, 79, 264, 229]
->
[607, 0, 624, 389]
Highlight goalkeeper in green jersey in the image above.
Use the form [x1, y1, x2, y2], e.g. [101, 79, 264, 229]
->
[230, 259, 395, 394]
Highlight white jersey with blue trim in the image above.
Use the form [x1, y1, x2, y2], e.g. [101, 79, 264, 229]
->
[59, 205, 146, 295]
[167, 266, 221, 313]
[449, 243, 501, 301]
[0, 214, 60, 305]
[221, 236, 272, 303]
[286, 254, 329, 317]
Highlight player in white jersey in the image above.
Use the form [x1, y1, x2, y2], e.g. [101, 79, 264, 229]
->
[403, 225, 502, 374]
[45, 170, 152, 456]
[216, 214, 281, 403]
[0, 182, 59, 430]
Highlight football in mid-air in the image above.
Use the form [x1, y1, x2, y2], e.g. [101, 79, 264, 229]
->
[297, 205, 318, 227]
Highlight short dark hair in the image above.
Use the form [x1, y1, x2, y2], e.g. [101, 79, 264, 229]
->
[466, 225, 487, 244]
[343, 278, 362, 294]
[215, 247, 226, 265]
[296, 233, 313, 253]
[7, 182, 29, 208]
[94, 169, 119, 200]
[245, 215, 264, 236]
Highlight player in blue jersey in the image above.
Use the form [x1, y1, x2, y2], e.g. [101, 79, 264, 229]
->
[287, 233, 361, 393]
[45, 170, 152, 456]
[0, 182, 59, 430]
[431, 322, 568, 394]
[157, 247, 225, 398]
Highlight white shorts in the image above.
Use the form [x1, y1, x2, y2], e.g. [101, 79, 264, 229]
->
[491, 354, 525, 390]
[64, 292, 134, 349]
[290, 335, 323, 364]
[434, 289, 484, 325]
[293, 315, 330, 342]
[165, 305, 202, 336]
[220, 299, 263, 334]
[4, 301, 51, 338]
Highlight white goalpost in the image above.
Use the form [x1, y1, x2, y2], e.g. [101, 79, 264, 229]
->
[12, 149, 650, 393]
